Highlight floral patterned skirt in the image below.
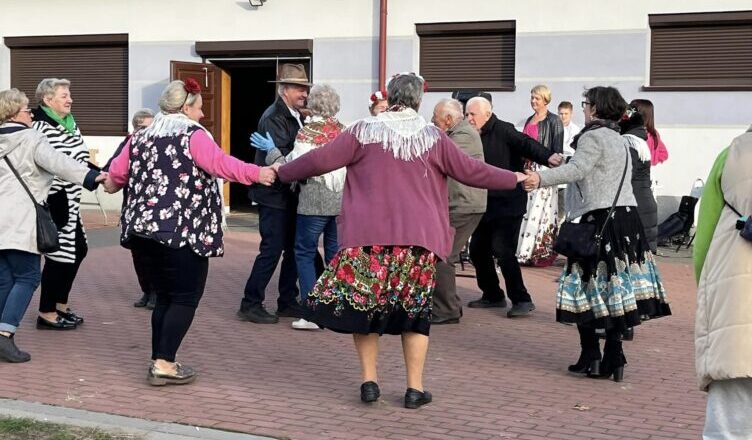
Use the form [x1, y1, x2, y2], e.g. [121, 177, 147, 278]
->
[518, 162, 559, 267]
[556, 206, 671, 330]
[304, 245, 437, 336]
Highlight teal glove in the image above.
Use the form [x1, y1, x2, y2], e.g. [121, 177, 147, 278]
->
[250, 132, 276, 151]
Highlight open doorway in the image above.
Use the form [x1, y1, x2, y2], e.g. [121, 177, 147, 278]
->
[210, 58, 311, 212]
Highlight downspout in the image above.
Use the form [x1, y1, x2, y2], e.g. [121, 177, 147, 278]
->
[379, 0, 387, 90]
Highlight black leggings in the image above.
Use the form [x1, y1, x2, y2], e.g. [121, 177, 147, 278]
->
[39, 221, 88, 313]
[129, 237, 209, 362]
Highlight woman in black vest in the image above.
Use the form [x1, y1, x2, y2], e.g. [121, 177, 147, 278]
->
[104, 79, 276, 385]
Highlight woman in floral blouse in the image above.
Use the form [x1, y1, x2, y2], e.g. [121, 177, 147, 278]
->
[104, 79, 276, 386]
[274, 73, 527, 409]
[252, 84, 345, 331]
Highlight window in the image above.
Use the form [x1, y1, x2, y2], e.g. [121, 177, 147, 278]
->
[5, 34, 129, 135]
[647, 11, 752, 91]
[416, 21, 515, 92]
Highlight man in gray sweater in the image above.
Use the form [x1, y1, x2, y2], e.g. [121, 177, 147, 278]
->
[430, 99, 487, 324]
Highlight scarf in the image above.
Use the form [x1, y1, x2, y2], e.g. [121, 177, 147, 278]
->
[290, 116, 346, 192]
[570, 119, 621, 150]
[346, 107, 439, 161]
[144, 112, 210, 140]
[41, 105, 77, 135]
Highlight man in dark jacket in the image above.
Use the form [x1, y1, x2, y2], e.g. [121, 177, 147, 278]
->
[465, 97, 562, 318]
[239, 64, 311, 324]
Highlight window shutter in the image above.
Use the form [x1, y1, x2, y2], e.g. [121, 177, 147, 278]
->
[417, 21, 515, 92]
[649, 12, 752, 90]
[7, 35, 128, 136]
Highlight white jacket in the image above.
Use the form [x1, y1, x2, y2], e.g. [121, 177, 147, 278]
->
[695, 130, 752, 390]
[0, 122, 94, 255]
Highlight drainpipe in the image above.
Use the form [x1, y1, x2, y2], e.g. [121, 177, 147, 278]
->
[379, 0, 387, 90]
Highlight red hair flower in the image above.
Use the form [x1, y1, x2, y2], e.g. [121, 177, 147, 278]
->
[183, 78, 201, 95]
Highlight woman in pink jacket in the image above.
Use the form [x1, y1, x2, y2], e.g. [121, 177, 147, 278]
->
[631, 99, 668, 166]
[275, 73, 526, 409]
[104, 79, 276, 386]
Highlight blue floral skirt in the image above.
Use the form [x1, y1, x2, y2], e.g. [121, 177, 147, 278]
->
[556, 206, 671, 330]
[304, 245, 436, 336]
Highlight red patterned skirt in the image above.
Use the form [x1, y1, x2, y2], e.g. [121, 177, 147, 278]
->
[305, 245, 437, 336]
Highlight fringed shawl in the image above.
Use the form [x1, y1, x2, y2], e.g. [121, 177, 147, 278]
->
[346, 108, 440, 161]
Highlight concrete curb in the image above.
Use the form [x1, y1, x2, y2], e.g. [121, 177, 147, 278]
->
[0, 399, 275, 440]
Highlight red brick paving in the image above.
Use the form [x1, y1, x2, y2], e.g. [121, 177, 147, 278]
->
[1, 219, 704, 439]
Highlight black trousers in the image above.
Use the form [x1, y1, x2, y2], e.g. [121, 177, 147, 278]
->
[242, 204, 299, 310]
[129, 237, 208, 362]
[468, 215, 532, 305]
[39, 221, 88, 313]
[130, 248, 154, 295]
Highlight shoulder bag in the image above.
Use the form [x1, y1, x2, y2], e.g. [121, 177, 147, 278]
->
[553, 145, 629, 259]
[3, 157, 60, 253]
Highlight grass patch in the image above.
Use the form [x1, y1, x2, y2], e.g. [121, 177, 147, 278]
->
[0, 416, 142, 440]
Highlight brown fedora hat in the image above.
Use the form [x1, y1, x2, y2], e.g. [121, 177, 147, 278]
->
[269, 63, 312, 87]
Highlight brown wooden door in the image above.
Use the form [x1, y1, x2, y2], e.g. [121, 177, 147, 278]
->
[170, 61, 223, 145]
[170, 60, 231, 207]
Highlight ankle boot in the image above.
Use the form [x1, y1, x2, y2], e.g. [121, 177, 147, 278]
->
[0, 334, 30, 363]
[597, 332, 627, 382]
[571, 325, 601, 374]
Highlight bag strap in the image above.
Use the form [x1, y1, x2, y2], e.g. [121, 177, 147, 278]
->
[595, 144, 630, 243]
[3, 157, 40, 205]
[725, 199, 743, 218]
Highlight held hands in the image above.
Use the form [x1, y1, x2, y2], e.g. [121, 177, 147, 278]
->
[250, 132, 276, 152]
[257, 166, 277, 186]
[514, 172, 529, 183]
[102, 174, 120, 194]
[548, 153, 564, 168]
[522, 170, 541, 192]
[95, 171, 109, 184]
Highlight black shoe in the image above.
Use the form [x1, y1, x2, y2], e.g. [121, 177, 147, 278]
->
[507, 302, 535, 318]
[404, 388, 432, 409]
[0, 335, 30, 363]
[134, 293, 149, 308]
[360, 381, 380, 403]
[148, 363, 197, 386]
[622, 327, 634, 341]
[237, 306, 279, 324]
[276, 302, 305, 318]
[467, 298, 507, 308]
[431, 316, 460, 325]
[145, 293, 157, 310]
[36, 316, 76, 330]
[593, 346, 627, 382]
[568, 353, 602, 375]
[57, 308, 83, 325]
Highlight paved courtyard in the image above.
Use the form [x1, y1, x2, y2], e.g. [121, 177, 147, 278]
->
[0, 212, 704, 440]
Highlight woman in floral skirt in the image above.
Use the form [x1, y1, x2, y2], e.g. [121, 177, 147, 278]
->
[274, 73, 526, 408]
[523, 86, 670, 382]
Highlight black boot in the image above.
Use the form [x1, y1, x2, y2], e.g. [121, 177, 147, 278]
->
[596, 330, 626, 382]
[569, 325, 601, 375]
[0, 334, 30, 363]
[134, 292, 149, 308]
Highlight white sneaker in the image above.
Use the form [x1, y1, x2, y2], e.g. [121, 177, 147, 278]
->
[291, 319, 320, 330]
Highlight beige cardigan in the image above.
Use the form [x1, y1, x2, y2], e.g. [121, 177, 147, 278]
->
[695, 130, 752, 391]
[0, 122, 93, 255]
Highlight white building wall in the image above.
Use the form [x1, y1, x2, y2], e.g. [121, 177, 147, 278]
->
[1, 0, 750, 210]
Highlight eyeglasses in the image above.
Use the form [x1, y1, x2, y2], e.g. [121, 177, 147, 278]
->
[581, 101, 591, 108]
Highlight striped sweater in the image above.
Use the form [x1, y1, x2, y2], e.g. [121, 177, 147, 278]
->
[32, 107, 90, 263]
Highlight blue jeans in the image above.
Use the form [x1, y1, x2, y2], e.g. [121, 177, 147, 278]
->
[295, 215, 338, 303]
[0, 250, 42, 333]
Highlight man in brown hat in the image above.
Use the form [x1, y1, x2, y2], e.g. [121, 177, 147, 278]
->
[239, 64, 312, 324]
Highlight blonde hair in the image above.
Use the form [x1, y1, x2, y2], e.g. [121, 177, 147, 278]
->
[159, 80, 199, 113]
[35, 78, 71, 104]
[0, 88, 29, 122]
[530, 84, 552, 105]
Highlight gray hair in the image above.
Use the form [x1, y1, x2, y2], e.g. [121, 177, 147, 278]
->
[436, 98, 464, 123]
[466, 96, 493, 115]
[307, 84, 340, 118]
[131, 108, 155, 130]
[159, 80, 199, 113]
[35, 78, 71, 103]
[387, 74, 424, 110]
[0, 88, 29, 122]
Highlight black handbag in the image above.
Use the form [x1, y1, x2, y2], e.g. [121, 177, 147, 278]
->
[553, 145, 629, 259]
[724, 200, 752, 243]
[4, 157, 60, 253]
